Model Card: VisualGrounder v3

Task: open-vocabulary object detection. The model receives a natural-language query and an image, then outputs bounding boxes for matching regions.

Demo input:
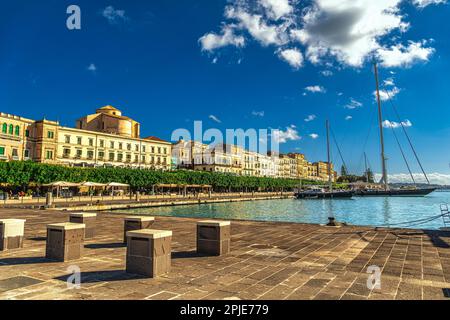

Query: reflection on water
[119,192,450,230]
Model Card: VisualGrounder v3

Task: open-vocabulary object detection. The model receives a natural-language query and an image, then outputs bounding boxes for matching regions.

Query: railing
[0,191,291,206]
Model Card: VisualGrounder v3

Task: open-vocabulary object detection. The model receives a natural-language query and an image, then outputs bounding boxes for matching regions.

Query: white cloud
[305,85,326,93]
[87,63,97,72]
[199,26,246,51]
[259,0,293,20]
[252,110,265,117]
[375,172,450,185]
[375,86,401,101]
[200,0,442,69]
[383,78,395,86]
[412,0,447,9]
[277,48,304,69]
[382,119,412,129]
[225,6,289,46]
[309,133,319,139]
[377,41,435,68]
[208,115,222,123]
[272,125,301,143]
[345,115,353,120]
[102,6,128,24]
[320,70,333,77]
[345,98,363,109]
[304,114,317,122]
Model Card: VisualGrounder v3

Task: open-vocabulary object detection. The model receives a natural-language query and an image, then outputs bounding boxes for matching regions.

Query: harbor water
[119,191,450,230]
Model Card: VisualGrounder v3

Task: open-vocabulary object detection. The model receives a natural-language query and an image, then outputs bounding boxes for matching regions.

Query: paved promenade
[0,208,449,300]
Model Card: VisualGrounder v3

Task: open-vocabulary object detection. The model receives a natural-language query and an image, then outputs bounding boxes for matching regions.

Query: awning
[107,182,130,187]
[81,182,108,187]
[43,181,81,187]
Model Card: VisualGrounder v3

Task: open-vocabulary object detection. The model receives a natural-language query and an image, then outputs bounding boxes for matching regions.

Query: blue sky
[1,0,450,183]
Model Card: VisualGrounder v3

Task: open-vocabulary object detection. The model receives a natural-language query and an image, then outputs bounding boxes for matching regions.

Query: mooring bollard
[123,216,155,243]
[69,212,97,239]
[46,223,85,261]
[0,219,26,251]
[126,229,172,277]
[197,220,231,256]
[46,192,53,207]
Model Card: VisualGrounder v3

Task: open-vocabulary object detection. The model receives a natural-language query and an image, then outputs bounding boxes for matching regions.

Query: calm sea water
[119,191,450,230]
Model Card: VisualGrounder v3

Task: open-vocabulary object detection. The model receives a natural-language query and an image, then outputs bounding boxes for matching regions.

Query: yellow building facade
[0,107,171,170]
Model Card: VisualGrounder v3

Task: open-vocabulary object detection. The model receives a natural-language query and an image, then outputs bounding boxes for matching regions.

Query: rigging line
[379,212,445,227]
[358,103,378,175]
[330,126,348,174]
[385,90,430,185]
[388,123,416,184]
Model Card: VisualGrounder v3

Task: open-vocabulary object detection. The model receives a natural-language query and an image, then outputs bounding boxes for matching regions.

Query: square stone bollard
[197,220,231,256]
[46,223,85,262]
[123,216,155,243]
[126,229,172,278]
[69,212,97,239]
[0,219,26,251]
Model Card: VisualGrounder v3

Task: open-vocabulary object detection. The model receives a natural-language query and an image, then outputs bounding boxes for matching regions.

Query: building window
[109,152,114,161]
[0,146,5,156]
[157,147,161,154]
[119,142,123,150]
[142,145,146,153]
[87,150,94,160]
[12,148,18,157]
[24,149,30,158]
[89,138,94,147]
[76,149,82,158]
[141,155,146,163]
[46,150,53,160]
[163,147,167,154]
[135,155,138,163]
[98,151,105,159]
[14,125,20,136]
[47,131,54,139]
[135,145,139,152]
[126,154,131,162]
[77,136,82,145]
[2,124,6,134]
[110,141,114,149]
[25,129,30,137]
[63,148,71,158]
[162,157,167,164]
[8,124,13,135]
[65,135,71,144]
[117,153,123,162]
[99,140,104,148]
[127,144,131,151]
[151,146,155,153]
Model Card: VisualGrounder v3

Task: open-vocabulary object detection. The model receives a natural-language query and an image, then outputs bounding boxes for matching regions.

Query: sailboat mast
[326,120,333,192]
[364,152,369,182]
[374,63,389,191]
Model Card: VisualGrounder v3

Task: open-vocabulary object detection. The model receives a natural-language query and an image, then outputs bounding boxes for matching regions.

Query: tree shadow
[171,250,208,259]
[55,270,145,283]
[0,256,52,266]
[84,243,126,249]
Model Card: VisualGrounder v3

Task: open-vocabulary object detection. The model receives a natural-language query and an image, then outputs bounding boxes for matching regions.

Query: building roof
[144,136,170,143]
[98,105,119,111]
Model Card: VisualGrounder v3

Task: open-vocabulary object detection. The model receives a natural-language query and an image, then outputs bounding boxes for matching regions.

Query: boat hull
[295,191,354,199]
[354,188,436,197]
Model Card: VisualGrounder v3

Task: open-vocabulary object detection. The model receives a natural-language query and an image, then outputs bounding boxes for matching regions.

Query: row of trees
[0,161,321,192]
[338,165,375,183]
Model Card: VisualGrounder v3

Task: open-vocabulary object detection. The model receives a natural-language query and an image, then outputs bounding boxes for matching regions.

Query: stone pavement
[0,208,449,300]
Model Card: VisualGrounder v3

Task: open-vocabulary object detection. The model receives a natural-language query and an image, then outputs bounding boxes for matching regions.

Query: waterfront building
[172,140,337,180]
[287,153,309,178]
[0,107,172,170]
